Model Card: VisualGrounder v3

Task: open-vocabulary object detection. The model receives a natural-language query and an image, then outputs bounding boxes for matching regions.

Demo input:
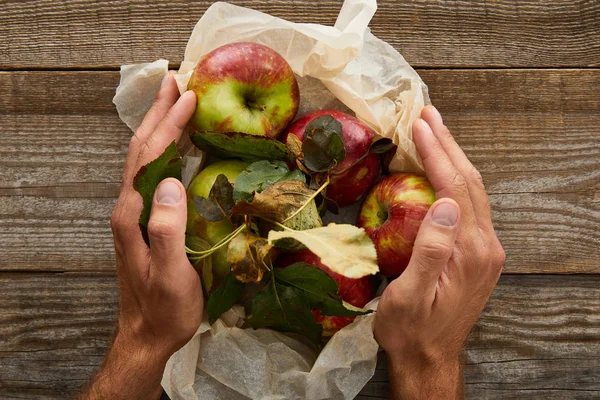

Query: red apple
[284,110,380,207]
[357,173,435,277]
[188,42,299,139]
[277,249,373,336]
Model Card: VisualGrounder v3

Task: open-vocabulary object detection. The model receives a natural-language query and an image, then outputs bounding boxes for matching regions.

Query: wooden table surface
[1,1,599,399]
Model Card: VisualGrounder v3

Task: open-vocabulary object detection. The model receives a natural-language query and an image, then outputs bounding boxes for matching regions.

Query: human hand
[81,72,201,399]
[374,106,506,399]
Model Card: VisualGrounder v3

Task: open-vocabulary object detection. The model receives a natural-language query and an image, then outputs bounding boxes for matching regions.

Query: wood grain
[1,0,599,70]
[1,69,598,273]
[0,274,598,399]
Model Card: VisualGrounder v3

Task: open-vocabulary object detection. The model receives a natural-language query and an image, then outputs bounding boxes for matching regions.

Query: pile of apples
[186,42,435,334]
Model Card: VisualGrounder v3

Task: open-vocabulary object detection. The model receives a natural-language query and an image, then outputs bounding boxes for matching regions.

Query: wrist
[82,328,172,400]
[386,349,463,400]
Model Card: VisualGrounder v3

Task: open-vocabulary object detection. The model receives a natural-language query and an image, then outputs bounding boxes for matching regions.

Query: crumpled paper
[112,0,429,398]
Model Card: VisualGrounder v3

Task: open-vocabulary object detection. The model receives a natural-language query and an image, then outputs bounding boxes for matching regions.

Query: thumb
[147,178,189,277]
[403,198,460,293]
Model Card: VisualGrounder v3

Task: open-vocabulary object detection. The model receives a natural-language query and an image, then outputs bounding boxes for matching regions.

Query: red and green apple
[276,249,373,336]
[357,173,435,277]
[188,42,299,139]
[284,109,380,207]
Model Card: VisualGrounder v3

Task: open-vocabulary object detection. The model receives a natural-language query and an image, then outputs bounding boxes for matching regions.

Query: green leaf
[191,131,293,162]
[279,168,307,184]
[133,141,182,246]
[303,115,343,140]
[247,280,322,344]
[302,115,346,172]
[274,263,370,317]
[232,160,293,203]
[194,174,234,222]
[206,272,245,325]
[268,223,379,279]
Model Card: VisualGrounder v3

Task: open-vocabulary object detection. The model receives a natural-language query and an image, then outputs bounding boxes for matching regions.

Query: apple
[276,249,373,336]
[357,173,435,277]
[284,109,380,207]
[187,160,249,292]
[187,42,299,139]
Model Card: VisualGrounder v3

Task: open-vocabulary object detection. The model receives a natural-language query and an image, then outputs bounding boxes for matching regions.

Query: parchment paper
[112,1,429,398]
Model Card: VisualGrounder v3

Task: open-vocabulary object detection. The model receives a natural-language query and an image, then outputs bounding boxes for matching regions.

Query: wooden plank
[0,273,598,399]
[1,0,599,70]
[1,70,598,273]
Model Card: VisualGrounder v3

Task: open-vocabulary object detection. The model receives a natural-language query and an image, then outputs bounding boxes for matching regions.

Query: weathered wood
[1,70,598,273]
[0,273,598,399]
[1,0,599,70]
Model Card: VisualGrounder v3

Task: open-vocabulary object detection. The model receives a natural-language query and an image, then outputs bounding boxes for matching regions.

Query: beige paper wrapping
[112,1,429,398]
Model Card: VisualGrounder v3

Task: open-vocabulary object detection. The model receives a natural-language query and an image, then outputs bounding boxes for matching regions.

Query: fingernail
[417,118,433,135]
[431,106,443,124]
[156,180,181,205]
[432,202,458,227]
[161,71,172,88]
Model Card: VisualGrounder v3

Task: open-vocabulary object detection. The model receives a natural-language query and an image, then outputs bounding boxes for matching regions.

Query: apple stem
[247,101,267,111]
[186,224,246,259]
[281,178,330,224]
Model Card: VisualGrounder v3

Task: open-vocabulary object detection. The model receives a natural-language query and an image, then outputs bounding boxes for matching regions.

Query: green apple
[187,160,249,292]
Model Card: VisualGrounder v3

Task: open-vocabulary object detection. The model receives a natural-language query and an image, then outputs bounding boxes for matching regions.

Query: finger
[122,71,180,186]
[136,90,197,168]
[412,119,478,229]
[147,178,192,282]
[401,199,460,300]
[421,106,493,232]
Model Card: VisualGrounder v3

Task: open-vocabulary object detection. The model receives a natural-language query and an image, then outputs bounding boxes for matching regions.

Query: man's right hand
[374,105,506,399]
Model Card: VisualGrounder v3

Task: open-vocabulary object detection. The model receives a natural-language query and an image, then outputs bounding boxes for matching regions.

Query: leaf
[279,168,307,184]
[282,196,322,232]
[193,174,234,222]
[232,180,317,223]
[247,281,322,344]
[232,160,297,203]
[303,131,345,172]
[227,231,273,283]
[369,137,396,154]
[268,223,379,279]
[274,263,371,317]
[191,131,293,162]
[303,115,343,139]
[206,272,245,325]
[133,141,182,246]
[285,134,303,158]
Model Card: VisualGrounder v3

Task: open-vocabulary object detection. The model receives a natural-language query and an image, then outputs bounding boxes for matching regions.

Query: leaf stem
[263,219,295,232]
[185,224,246,258]
[281,178,330,224]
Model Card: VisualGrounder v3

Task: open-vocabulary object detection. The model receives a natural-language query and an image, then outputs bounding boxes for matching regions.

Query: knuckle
[147,218,177,240]
[128,133,141,150]
[439,125,454,142]
[493,244,507,268]
[472,240,490,264]
[418,241,453,263]
[450,171,468,192]
[110,207,125,234]
[470,167,485,188]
